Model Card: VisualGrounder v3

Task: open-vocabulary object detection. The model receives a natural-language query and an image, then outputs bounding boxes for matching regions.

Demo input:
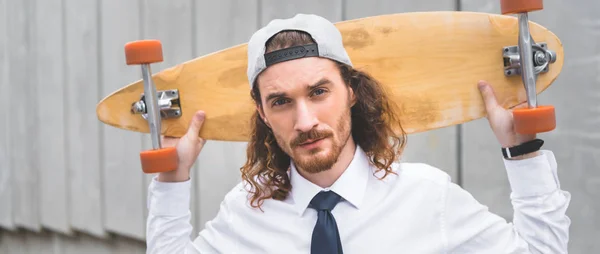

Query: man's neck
[297,138,357,188]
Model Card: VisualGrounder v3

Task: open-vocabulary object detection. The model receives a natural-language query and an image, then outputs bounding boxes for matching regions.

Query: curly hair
[240,30,407,209]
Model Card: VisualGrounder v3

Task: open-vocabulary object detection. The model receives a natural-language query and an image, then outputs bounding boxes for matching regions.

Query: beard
[274,108,352,174]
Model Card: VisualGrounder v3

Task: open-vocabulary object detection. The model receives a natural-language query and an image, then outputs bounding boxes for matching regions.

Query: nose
[294,100,318,133]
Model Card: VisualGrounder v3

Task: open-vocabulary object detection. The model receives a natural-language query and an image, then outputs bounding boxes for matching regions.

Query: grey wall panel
[0,0,14,230]
[261,0,343,23]
[0,230,31,253]
[344,0,459,181]
[193,0,259,230]
[140,0,195,81]
[7,0,41,232]
[35,0,71,235]
[60,232,145,254]
[5,231,53,254]
[100,0,146,240]
[64,0,106,238]
[0,230,145,254]
[460,0,600,252]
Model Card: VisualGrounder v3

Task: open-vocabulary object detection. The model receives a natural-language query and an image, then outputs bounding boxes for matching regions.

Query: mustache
[291,128,333,147]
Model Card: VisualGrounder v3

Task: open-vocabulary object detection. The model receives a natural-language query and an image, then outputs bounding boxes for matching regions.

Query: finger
[185,110,206,141]
[478,80,500,113]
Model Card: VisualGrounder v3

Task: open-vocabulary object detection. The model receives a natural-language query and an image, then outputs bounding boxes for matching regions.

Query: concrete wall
[0,0,597,253]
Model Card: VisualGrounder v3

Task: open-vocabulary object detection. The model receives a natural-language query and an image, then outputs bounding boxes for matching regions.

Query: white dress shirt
[146,145,571,253]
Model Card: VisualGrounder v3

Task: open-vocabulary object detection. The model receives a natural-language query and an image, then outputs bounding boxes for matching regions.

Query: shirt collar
[289,145,370,216]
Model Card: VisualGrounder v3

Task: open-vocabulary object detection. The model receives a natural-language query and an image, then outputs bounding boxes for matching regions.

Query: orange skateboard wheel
[513,105,555,134]
[140,147,178,173]
[124,40,164,65]
[501,0,543,14]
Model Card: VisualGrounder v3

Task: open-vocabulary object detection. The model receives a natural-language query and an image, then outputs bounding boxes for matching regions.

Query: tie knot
[309,191,342,211]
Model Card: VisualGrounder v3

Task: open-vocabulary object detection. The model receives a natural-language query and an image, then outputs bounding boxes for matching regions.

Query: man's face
[257,57,355,174]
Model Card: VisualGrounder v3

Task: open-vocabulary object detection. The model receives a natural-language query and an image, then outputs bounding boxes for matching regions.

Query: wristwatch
[501,139,544,159]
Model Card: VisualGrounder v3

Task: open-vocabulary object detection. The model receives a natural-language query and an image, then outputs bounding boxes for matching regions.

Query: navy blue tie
[309,191,343,254]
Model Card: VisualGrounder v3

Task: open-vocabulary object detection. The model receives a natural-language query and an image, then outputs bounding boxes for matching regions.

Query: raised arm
[145,110,208,253]
[444,150,571,253]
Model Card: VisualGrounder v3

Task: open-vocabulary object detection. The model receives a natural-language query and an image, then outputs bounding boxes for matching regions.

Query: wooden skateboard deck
[96,11,563,142]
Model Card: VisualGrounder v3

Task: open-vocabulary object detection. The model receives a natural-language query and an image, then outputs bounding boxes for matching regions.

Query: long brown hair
[240,30,407,209]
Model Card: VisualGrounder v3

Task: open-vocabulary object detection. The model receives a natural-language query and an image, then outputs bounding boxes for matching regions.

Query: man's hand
[478,80,539,160]
[157,110,208,182]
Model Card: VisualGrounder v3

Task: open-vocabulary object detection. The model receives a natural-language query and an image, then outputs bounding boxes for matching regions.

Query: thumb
[478,80,500,113]
[185,110,206,141]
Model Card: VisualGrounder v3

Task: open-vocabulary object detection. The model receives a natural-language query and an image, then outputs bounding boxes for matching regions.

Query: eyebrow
[265,78,332,103]
[308,78,331,90]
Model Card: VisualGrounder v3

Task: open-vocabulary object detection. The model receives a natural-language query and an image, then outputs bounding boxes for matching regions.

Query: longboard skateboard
[97,1,562,173]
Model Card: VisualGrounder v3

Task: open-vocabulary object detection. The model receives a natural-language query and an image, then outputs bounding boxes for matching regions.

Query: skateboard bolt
[534,51,547,66]
[131,100,146,114]
[547,50,557,63]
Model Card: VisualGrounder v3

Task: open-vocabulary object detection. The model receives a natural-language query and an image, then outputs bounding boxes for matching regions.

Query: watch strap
[501,139,544,159]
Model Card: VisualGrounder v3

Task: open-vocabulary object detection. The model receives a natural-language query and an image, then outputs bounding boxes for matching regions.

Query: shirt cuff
[147,176,191,216]
[503,150,560,198]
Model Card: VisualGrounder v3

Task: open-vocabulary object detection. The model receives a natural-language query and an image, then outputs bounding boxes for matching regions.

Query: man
[146,14,571,253]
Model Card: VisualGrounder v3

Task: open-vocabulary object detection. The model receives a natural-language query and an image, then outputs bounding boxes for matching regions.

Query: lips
[291,129,333,148]
[300,138,322,146]
[297,138,327,150]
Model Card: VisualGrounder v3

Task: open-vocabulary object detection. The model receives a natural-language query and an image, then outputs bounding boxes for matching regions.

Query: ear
[256,105,272,128]
[348,85,357,107]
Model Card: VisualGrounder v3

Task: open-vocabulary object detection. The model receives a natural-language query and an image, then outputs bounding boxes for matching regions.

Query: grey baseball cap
[246,13,353,88]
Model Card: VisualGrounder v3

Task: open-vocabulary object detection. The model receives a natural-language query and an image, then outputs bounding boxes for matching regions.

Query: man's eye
[313,88,326,96]
[273,99,288,107]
